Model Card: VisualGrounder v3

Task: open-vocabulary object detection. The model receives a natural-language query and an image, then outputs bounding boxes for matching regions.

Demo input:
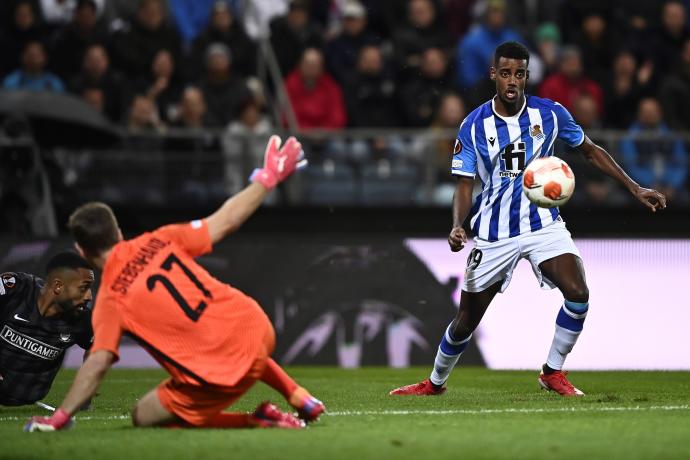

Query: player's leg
[390,238,521,395]
[131,385,180,427]
[536,253,589,396]
[429,281,502,388]
[389,283,501,395]
[261,358,325,422]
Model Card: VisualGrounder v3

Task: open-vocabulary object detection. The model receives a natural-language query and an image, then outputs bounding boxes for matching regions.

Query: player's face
[56,268,95,315]
[491,57,528,105]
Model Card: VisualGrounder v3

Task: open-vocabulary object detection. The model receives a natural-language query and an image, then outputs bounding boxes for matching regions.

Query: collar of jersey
[491,95,527,121]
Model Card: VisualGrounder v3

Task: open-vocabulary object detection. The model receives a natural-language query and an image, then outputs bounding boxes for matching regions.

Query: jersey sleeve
[154,220,213,258]
[91,295,124,361]
[451,118,478,178]
[75,310,94,350]
[553,102,585,148]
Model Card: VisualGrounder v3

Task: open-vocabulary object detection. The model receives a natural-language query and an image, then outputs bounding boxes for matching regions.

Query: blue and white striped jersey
[451,95,585,242]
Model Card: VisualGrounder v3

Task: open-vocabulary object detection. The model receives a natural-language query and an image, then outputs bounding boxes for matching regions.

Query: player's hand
[250,135,307,190]
[24,409,73,432]
[633,186,667,212]
[448,227,467,252]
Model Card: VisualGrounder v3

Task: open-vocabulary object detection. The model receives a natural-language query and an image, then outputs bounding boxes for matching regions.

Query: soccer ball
[522,156,575,208]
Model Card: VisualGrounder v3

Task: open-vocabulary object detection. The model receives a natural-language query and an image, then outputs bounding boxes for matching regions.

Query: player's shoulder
[0,272,37,295]
[459,100,492,134]
[527,95,569,114]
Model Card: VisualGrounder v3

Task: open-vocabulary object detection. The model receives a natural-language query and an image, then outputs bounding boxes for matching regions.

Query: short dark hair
[494,41,530,66]
[45,252,93,277]
[68,202,120,256]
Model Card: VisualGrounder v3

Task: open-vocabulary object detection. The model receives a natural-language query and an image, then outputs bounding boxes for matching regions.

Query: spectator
[0,1,46,78]
[136,49,183,124]
[393,0,452,77]
[170,86,212,128]
[619,97,688,201]
[660,37,690,130]
[538,46,604,117]
[80,85,105,113]
[429,92,466,179]
[534,22,561,78]
[69,44,129,123]
[343,45,400,127]
[284,48,347,129]
[223,98,275,195]
[444,0,478,40]
[650,1,689,78]
[456,0,523,89]
[325,1,380,84]
[243,0,289,40]
[571,93,601,130]
[400,47,453,127]
[574,12,620,87]
[50,0,109,80]
[127,94,164,132]
[110,0,183,79]
[603,50,651,129]
[190,1,257,79]
[269,0,323,76]
[39,0,105,27]
[199,43,252,127]
[3,41,64,92]
[167,0,217,45]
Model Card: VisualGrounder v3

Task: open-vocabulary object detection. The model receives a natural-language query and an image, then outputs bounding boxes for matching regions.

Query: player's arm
[449,176,475,252]
[577,136,667,212]
[24,350,114,432]
[205,135,305,245]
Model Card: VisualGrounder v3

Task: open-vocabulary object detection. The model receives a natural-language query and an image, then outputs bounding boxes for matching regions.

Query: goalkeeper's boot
[250,402,306,429]
[389,379,446,396]
[538,369,585,396]
[289,387,326,423]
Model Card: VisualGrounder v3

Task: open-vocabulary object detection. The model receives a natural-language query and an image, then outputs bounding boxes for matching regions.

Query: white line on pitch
[326,405,690,416]
[1,405,689,423]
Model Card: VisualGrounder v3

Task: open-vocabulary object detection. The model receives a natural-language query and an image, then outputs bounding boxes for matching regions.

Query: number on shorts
[466,248,483,270]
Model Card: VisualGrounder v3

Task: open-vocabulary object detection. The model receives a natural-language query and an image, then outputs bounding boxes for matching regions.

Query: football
[522,156,575,208]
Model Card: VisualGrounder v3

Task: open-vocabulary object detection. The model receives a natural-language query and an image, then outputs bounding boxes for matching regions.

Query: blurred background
[0,0,688,369]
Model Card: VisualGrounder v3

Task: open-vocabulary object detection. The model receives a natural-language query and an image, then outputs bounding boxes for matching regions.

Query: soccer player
[25,136,324,431]
[1,252,94,406]
[390,42,667,397]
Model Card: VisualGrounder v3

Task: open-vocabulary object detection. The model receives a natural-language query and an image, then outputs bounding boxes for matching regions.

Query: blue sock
[546,300,588,371]
[429,324,472,387]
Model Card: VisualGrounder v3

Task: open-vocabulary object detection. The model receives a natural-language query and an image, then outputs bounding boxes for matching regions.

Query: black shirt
[0,272,92,406]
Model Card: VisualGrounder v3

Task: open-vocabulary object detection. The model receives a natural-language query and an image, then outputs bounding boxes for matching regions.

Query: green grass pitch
[1,367,689,460]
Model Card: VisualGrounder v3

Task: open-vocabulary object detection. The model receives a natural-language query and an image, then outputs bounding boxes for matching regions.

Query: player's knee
[564,285,589,304]
[131,403,147,427]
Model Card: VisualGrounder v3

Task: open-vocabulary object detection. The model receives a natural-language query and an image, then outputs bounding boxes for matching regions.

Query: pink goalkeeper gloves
[250,135,307,190]
[24,408,73,432]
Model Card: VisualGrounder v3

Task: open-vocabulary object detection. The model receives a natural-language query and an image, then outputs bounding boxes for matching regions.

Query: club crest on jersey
[530,125,544,140]
[453,139,462,154]
[59,333,71,343]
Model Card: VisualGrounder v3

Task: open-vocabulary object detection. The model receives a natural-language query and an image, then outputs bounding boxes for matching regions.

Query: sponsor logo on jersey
[452,159,463,169]
[13,313,30,323]
[499,171,522,178]
[453,139,462,154]
[0,325,62,360]
[530,124,544,140]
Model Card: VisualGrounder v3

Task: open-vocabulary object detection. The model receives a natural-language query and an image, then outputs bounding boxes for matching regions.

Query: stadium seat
[360,161,420,206]
[303,160,358,205]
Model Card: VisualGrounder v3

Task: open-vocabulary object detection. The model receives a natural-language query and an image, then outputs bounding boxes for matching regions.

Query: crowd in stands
[1,0,689,202]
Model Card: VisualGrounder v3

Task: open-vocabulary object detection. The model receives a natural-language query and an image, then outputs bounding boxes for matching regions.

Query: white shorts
[461,219,581,293]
